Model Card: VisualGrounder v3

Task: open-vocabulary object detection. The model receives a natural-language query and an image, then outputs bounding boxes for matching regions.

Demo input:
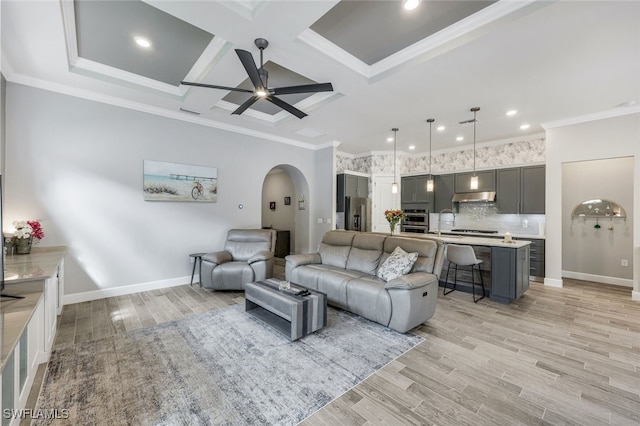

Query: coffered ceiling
[2,1,639,154]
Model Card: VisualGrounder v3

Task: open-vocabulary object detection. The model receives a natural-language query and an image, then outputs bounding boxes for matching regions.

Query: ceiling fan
[181,38,334,119]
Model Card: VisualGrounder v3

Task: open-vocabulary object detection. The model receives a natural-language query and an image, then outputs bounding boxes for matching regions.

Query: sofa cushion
[376,246,418,282]
[346,234,386,275]
[224,229,275,261]
[383,237,439,273]
[321,230,357,246]
[346,276,392,326]
[319,243,351,268]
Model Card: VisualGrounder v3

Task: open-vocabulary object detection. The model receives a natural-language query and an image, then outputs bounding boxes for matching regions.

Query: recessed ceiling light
[520,124,530,130]
[134,36,151,48]
[456,136,464,141]
[506,110,518,116]
[387,137,394,142]
[409,145,415,150]
[402,0,421,11]
[437,125,446,132]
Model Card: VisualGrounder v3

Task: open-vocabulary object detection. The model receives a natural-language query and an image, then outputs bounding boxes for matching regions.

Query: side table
[189,252,206,287]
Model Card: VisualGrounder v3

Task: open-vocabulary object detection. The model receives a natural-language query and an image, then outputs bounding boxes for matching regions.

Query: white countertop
[2,247,66,370]
[4,246,66,283]
[430,231,545,240]
[398,232,531,248]
[435,235,531,248]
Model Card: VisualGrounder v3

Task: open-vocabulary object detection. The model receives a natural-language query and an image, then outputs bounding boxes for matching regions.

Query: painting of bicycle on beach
[143,160,217,202]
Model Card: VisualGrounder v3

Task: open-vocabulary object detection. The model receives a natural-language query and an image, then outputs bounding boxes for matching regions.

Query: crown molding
[542,106,640,129]
[298,0,547,84]
[61,0,229,97]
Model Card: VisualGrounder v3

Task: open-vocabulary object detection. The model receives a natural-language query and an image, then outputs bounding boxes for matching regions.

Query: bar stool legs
[443,244,486,303]
[472,264,485,303]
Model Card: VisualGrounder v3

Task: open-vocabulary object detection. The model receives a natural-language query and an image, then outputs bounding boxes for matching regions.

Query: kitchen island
[398,233,531,304]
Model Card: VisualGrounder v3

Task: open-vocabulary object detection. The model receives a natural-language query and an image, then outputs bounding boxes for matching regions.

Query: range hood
[452,191,496,202]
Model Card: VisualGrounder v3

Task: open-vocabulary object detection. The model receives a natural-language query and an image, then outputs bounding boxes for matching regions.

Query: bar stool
[443,244,485,303]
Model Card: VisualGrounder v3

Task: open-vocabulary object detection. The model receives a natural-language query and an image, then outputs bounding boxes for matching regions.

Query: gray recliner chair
[200,229,277,290]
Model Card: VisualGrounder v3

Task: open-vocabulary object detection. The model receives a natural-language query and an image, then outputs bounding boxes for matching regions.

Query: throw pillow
[376,246,419,282]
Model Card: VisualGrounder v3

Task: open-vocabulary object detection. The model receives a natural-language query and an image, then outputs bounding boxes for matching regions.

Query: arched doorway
[261,165,311,256]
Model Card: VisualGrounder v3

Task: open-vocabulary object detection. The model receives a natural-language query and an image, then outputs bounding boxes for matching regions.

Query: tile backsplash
[429,203,545,237]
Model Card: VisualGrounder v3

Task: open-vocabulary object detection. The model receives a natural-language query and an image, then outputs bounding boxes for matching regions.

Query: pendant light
[469,107,480,190]
[426,118,435,192]
[391,128,399,194]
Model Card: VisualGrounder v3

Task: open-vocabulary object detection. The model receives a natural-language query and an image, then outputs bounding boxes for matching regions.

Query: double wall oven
[401,208,429,233]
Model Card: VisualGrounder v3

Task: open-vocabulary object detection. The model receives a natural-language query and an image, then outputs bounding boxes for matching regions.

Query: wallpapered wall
[337,138,545,174]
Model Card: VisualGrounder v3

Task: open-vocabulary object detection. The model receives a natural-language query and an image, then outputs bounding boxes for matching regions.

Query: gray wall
[562,157,634,283]
[4,84,332,299]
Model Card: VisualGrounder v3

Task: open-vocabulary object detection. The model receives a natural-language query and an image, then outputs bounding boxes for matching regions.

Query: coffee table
[245,279,327,341]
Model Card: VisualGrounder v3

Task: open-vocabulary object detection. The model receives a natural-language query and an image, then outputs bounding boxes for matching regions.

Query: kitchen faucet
[437,209,456,238]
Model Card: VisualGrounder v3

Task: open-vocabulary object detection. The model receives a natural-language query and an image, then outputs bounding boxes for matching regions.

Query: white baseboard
[632,291,640,301]
[63,275,195,305]
[562,271,633,288]
[543,277,563,288]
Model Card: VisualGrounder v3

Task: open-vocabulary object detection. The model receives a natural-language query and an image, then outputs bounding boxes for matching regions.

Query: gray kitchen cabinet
[337,173,368,212]
[490,245,530,304]
[497,166,545,214]
[434,174,455,212]
[454,170,496,193]
[521,166,545,214]
[496,168,521,213]
[527,238,545,280]
[401,175,433,204]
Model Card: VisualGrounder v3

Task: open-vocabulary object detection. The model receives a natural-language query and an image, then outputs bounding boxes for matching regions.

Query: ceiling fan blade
[267,96,307,119]
[180,81,253,93]
[235,49,264,90]
[232,96,259,115]
[271,83,334,96]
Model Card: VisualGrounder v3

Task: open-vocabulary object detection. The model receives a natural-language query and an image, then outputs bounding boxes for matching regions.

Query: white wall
[4,84,332,301]
[545,111,640,299]
[562,157,634,284]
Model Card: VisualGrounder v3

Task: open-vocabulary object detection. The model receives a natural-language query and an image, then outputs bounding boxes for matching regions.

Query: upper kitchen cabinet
[401,175,434,204]
[496,168,521,213]
[520,165,545,214]
[337,173,369,212]
[454,170,496,193]
[434,174,455,212]
[496,166,545,214]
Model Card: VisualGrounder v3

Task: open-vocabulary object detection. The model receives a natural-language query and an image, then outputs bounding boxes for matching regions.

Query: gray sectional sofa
[285,231,445,333]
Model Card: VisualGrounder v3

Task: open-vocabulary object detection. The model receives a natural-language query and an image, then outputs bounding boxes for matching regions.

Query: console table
[1,247,65,426]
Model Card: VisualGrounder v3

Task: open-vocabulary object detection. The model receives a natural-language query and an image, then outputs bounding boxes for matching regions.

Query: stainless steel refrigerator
[344,197,371,232]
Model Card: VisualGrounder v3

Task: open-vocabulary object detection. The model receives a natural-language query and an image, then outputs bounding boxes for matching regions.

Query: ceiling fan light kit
[181,38,333,118]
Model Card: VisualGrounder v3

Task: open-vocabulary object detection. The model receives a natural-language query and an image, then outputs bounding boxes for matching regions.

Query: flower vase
[389,223,398,235]
[16,237,33,255]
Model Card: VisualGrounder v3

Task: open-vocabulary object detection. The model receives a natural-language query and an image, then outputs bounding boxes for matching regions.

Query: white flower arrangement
[13,221,34,239]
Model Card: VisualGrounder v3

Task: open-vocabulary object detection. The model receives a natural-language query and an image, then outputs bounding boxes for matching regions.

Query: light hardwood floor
[30,275,640,426]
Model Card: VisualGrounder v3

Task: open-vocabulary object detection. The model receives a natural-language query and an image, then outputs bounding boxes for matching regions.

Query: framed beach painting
[143,160,217,202]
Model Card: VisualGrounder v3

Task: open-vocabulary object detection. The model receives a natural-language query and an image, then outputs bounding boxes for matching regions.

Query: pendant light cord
[427,118,434,177]
[392,128,398,181]
[471,107,480,175]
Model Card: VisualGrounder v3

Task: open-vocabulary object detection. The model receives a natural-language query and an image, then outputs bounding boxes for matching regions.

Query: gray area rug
[35,304,423,425]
